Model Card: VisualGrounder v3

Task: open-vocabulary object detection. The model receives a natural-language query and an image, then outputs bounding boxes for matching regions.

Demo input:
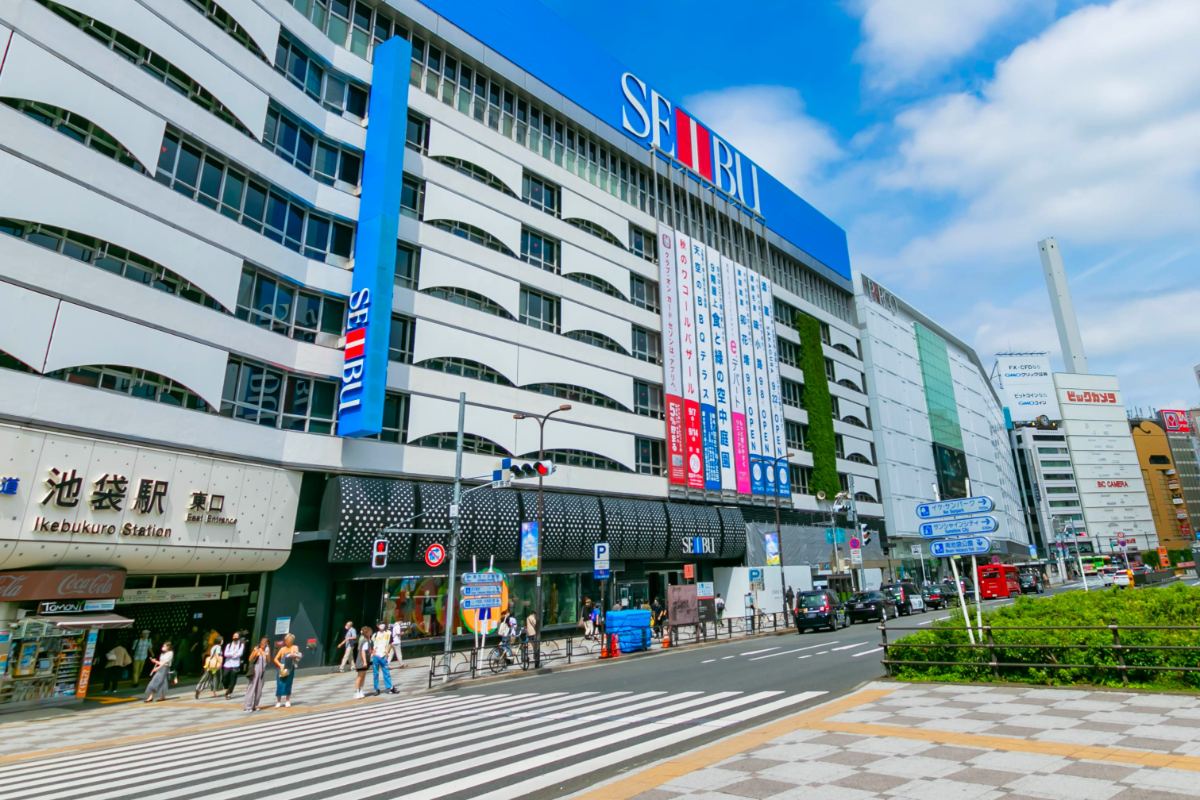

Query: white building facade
[857,276,1029,571]
[0,0,882,680]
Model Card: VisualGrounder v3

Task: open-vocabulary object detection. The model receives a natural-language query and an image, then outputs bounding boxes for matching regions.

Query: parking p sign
[594,542,610,580]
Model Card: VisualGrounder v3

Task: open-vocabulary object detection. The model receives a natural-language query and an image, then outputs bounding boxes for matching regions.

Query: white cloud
[853,0,1050,90]
[684,86,843,196]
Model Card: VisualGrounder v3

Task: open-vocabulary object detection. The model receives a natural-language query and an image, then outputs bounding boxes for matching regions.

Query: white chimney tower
[1038,237,1089,374]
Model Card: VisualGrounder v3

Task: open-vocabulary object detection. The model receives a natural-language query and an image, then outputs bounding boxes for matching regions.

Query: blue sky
[531,0,1200,412]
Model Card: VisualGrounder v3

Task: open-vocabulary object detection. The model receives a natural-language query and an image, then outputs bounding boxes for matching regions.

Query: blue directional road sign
[915,496,995,520]
[919,515,999,538]
[461,597,503,610]
[461,585,504,597]
[824,527,847,544]
[930,536,992,558]
[594,542,610,580]
[462,572,503,585]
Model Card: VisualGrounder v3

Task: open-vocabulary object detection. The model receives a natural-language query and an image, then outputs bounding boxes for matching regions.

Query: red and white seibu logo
[1065,390,1118,404]
[620,72,762,214]
[338,288,371,412]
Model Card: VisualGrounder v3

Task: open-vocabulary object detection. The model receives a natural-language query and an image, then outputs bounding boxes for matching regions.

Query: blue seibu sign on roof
[418,1,851,281]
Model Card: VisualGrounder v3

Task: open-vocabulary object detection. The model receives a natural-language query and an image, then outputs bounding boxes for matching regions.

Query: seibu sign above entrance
[0,569,125,601]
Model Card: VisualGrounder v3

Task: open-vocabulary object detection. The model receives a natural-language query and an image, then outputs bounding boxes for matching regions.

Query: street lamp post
[770,452,794,617]
[514,403,572,669]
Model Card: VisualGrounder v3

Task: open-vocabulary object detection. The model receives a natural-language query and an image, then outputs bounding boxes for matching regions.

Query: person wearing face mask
[221,632,246,699]
[144,642,173,703]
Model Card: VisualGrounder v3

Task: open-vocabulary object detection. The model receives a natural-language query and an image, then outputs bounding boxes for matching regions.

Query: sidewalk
[579,682,1200,800]
[0,659,425,760]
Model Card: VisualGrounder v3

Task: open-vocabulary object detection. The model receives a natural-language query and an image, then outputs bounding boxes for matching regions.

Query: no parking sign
[424,543,446,568]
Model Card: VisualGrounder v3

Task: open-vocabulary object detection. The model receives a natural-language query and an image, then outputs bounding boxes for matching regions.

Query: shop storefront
[0,568,131,709]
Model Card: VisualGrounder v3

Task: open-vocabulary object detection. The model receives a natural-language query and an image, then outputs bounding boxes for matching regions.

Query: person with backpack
[715,594,726,620]
[221,632,246,699]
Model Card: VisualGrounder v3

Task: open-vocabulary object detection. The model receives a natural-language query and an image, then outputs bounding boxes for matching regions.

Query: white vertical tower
[1038,237,1089,374]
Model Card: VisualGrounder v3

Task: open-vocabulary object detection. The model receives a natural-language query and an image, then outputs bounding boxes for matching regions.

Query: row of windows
[427,219,511,255]
[236,266,344,342]
[526,383,624,412]
[433,156,514,197]
[263,104,362,187]
[288,0,387,61]
[156,130,354,261]
[274,33,369,120]
[52,364,210,411]
[419,357,511,386]
[185,0,269,61]
[423,286,513,320]
[42,1,250,136]
[2,98,142,172]
[0,218,223,310]
[565,272,622,300]
[634,380,664,419]
[1043,473,1075,482]
[564,330,625,354]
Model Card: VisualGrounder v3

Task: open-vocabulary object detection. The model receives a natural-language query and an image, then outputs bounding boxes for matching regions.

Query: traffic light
[509,459,555,479]
[859,523,871,548]
[371,538,388,569]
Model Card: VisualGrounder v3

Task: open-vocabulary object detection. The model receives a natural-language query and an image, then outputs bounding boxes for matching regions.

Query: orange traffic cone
[599,635,610,659]
[610,633,620,658]
[662,633,670,649]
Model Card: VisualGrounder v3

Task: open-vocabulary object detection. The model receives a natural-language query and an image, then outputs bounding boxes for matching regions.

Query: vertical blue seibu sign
[337,37,412,437]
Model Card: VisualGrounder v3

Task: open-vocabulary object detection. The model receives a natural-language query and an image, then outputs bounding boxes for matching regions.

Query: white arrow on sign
[930,536,992,557]
[461,572,503,584]
[461,597,503,610]
[915,496,995,520]
[919,515,999,538]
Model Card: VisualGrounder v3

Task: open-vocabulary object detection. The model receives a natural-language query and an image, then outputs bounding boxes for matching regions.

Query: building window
[263,104,362,186]
[522,172,560,216]
[520,228,560,273]
[427,220,513,255]
[835,434,845,459]
[782,378,803,408]
[1043,473,1075,481]
[423,287,515,320]
[2,98,143,172]
[785,420,807,450]
[395,243,420,289]
[525,383,624,411]
[236,266,346,342]
[221,358,337,433]
[629,226,656,262]
[1040,460,1072,468]
[49,365,210,411]
[406,112,429,154]
[774,298,798,331]
[777,338,802,369]
[1038,447,1069,455]
[185,0,268,60]
[43,1,252,135]
[631,325,661,364]
[389,314,414,363]
[520,288,559,333]
[433,156,515,196]
[1046,486,1078,494]
[1048,500,1081,508]
[629,274,660,313]
[156,130,354,260]
[789,464,812,494]
[289,0,390,59]
[564,330,627,354]
[418,357,512,385]
[537,449,631,472]
[0,218,224,311]
[565,272,624,299]
[634,381,664,419]
[824,358,836,382]
[414,432,509,456]
[366,392,409,443]
[401,175,425,219]
[564,218,625,249]
[274,32,369,119]
[636,437,665,475]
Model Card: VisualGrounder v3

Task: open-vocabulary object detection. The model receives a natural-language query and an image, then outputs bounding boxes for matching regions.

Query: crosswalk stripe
[35,691,605,800]
[750,642,835,660]
[427,692,826,800]
[852,647,884,658]
[831,642,870,652]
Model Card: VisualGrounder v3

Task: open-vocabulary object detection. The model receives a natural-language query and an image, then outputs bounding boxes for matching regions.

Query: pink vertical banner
[731,413,751,493]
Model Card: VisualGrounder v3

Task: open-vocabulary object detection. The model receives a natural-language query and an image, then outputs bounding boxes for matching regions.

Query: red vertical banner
[658,224,686,485]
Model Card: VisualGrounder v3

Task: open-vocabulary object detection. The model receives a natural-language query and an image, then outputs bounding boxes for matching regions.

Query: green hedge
[888,583,1200,690]
[794,312,840,497]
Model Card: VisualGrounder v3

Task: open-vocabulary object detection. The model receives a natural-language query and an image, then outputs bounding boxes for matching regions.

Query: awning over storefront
[34,614,134,629]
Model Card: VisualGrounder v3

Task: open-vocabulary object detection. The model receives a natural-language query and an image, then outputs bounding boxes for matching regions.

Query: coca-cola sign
[0,569,125,601]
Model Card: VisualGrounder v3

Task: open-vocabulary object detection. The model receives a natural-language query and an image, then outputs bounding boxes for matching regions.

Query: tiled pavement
[584,682,1200,800]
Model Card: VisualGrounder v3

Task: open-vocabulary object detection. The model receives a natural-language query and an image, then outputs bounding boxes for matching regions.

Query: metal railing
[427,648,477,688]
[880,621,1200,685]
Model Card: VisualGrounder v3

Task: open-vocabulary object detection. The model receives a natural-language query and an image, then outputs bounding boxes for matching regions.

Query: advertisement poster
[734,262,764,494]
[520,521,539,572]
[656,224,686,485]
[707,246,736,492]
[721,256,752,494]
[691,241,721,491]
[75,629,99,698]
[675,232,705,489]
[764,532,781,566]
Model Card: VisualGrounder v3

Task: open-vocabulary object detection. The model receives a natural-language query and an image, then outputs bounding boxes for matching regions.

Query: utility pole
[847,476,860,593]
[514,404,572,669]
[771,451,794,615]
[442,392,466,673]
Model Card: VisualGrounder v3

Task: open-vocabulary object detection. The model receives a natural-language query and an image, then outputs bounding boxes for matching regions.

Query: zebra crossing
[0,689,826,800]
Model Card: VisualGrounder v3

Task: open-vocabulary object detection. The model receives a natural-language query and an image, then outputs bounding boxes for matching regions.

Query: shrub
[887,583,1200,690]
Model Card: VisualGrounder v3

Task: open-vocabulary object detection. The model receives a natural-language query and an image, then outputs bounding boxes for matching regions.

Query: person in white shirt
[370,623,397,695]
[221,632,246,699]
[389,620,404,667]
[144,642,173,702]
[131,630,153,686]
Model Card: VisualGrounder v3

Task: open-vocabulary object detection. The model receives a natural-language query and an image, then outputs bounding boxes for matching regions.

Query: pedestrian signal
[371,538,388,569]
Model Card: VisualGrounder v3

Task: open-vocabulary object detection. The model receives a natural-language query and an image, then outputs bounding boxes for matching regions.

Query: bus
[976,563,1021,599]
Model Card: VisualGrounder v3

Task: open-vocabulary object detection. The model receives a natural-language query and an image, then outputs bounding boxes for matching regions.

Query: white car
[1098,569,1115,587]
[1113,572,1132,588]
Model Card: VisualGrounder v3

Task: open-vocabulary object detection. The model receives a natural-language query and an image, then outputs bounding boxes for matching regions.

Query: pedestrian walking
[715,594,725,620]
[131,630,153,686]
[352,625,373,698]
[242,638,270,712]
[143,642,173,703]
[102,642,131,693]
[221,632,246,699]
[337,621,357,672]
[370,622,398,695]
[580,598,595,640]
[273,633,301,708]
[650,598,663,637]
[201,635,224,697]
[785,586,795,611]
[390,619,404,667]
[744,591,756,632]
[525,609,538,644]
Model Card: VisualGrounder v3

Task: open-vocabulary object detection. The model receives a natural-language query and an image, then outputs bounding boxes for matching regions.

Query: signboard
[910,544,923,558]
[824,527,846,544]
[721,255,752,494]
[683,563,695,580]
[667,584,699,626]
[930,537,992,557]
[696,581,715,599]
[1028,544,1038,559]
[519,521,539,572]
[748,567,764,590]
[759,274,788,497]
[461,597,503,610]
[335,37,410,437]
[0,569,125,602]
[915,496,995,520]
[1158,546,1170,568]
[119,586,221,605]
[37,599,112,614]
[764,532,781,566]
[675,231,705,490]
[850,546,863,565]
[423,543,446,568]
[994,353,1061,422]
[593,541,610,581]
[681,536,716,556]
[75,629,99,699]
[462,572,504,585]
[274,617,291,635]
[657,225,685,487]
[692,241,721,491]
[460,585,503,597]
[1162,409,1191,434]
[919,515,999,538]
[735,262,764,495]
[706,245,737,492]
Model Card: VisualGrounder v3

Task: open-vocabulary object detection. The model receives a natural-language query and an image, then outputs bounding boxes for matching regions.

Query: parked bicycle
[487,633,529,674]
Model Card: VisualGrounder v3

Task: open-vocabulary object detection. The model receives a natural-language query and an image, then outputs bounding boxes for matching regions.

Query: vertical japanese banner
[735,262,765,495]
[692,241,721,491]
[747,268,775,496]
[708,247,736,492]
[656,224,685,486]
[722,256,751,494]
[676,231,705,490]
[759,275,790,498]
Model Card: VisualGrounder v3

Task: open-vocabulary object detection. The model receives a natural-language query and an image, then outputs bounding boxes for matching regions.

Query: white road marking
[918,619,935,626]
[852,647,884,658]
[814,651,828,656]
[748,642,836,661]
[831,643,870,652]
[739,646,781,657]
[701,659,715,664]
[721,655,737,660]
[797,655,811,659]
